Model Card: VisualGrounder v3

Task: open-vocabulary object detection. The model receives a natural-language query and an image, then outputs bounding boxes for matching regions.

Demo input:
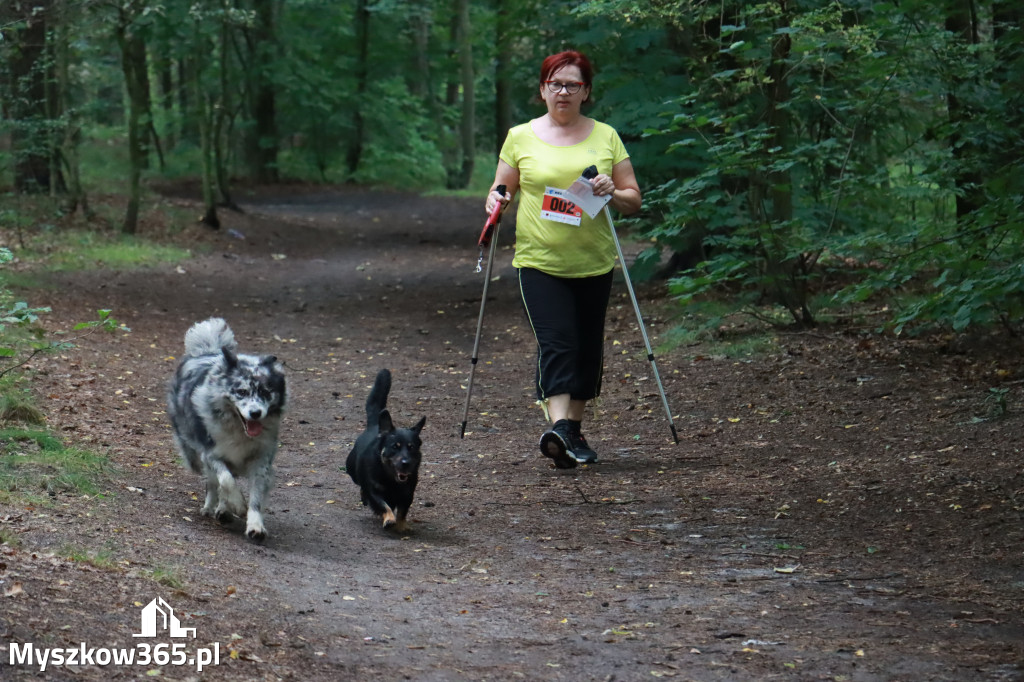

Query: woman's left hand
[589,173,615,197]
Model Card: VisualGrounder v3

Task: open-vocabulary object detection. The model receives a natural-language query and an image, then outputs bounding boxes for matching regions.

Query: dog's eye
[234,387,250,398]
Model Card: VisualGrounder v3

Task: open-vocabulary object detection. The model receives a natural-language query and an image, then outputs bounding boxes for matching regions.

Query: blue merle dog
[167,318,286,541]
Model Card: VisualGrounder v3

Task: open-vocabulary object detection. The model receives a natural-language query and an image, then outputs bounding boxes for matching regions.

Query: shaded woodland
[1,0,1023,332]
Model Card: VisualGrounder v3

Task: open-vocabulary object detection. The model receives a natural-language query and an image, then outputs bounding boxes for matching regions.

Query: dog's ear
[377,409,394,433]
[222,346,239,369]
[261,355,278,367]
[412,416,426,434]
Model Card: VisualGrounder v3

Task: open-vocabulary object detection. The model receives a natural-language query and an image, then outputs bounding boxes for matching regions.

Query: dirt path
[2,187,1023,681]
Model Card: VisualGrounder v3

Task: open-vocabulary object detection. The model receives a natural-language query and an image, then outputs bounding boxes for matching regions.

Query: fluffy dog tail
[183,318,237,358]
[366,369,392,427]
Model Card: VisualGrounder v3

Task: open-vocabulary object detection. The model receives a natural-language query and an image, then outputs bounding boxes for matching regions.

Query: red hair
[539,50,594,91]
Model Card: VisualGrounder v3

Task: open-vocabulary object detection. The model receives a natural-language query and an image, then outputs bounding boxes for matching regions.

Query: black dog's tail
[366,369,392,427]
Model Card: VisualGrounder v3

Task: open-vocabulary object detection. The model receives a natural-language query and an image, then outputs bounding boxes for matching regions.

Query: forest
[1,0,1023,333]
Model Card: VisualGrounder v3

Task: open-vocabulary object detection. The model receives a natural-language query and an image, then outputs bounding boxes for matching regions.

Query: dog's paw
[200,504,215,518]
[223,490,246,517]
[246,511,267,542]
[245,524,267,542]
[381,503,397,528]
[213,505,235,524]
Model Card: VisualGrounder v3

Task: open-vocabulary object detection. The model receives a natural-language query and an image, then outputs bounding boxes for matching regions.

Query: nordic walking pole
[460,185,506,439]
[582,166,679,444]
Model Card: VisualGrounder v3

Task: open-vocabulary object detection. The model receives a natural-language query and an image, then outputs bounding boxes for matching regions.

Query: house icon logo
[133,597,196,638]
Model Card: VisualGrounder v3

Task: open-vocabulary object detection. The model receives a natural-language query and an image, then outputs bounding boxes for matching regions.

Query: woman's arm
[598,158,641,216]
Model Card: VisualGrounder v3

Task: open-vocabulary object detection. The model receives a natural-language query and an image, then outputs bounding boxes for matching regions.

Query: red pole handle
[478,184,507,248]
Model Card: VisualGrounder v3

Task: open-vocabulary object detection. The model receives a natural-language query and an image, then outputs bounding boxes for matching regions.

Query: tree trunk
[115,9,148,234]
[347,0,370,177]
[177,59,199,144]
[6,0,59,193]
[158,58,175,149]
[198,90,220,229]
[766,3,792,226]
[248,0,279,183]
[494,0,512,156]
[455,0,475,188]
[184,26,218,228]
[763,1,810,326]
[125,20,153,172]
[945,0,983,219]
[55,0,89,216]
[214,12,235,209]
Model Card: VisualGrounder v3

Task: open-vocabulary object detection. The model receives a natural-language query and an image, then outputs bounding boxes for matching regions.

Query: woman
[486,50,642,469]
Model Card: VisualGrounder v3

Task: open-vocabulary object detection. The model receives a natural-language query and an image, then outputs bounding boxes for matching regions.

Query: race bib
[540,187,582,226]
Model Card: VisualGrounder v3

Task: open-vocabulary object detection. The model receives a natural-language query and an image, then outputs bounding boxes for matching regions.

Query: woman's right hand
[486,188,510,215]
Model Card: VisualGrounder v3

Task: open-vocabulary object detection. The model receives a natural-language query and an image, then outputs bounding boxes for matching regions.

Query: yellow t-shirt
[499,119,630,278]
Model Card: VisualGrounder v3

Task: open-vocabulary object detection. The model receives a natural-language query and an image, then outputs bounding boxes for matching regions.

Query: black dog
[346,369,425,531]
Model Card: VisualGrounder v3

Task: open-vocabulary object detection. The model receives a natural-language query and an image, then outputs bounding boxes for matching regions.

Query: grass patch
[0,190,197,277]
[695,329,780,359]
[62,544,118,571]
[0,427,111,504]
[0,270,43,291]
[0,377,45,425]
[0,527,21,548]
[33,231,192,272]
[662,300,781,359]
[147,563,186,590]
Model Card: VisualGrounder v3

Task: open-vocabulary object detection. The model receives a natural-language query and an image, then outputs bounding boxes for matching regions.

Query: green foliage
[827,5,1024,335]
[0,233,125,379]
[583,0,1024,336]
[0,247,51,362]
[981,387,1010,421]
[350,78,447,190]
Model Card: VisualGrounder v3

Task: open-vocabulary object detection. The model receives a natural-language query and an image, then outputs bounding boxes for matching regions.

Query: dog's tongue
[244,420,264,437]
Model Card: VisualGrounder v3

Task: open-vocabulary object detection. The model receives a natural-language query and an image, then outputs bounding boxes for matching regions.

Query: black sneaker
[539,419,578,469]
[568,426,598,464]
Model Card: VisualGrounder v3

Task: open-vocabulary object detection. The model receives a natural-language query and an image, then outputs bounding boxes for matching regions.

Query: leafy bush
[586,1,1024,336]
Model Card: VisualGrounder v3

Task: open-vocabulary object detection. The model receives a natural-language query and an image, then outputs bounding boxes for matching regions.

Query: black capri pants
[518,267,614,402]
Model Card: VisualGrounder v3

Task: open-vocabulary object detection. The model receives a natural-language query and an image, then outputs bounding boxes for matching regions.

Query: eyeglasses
[544,80,584,94]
